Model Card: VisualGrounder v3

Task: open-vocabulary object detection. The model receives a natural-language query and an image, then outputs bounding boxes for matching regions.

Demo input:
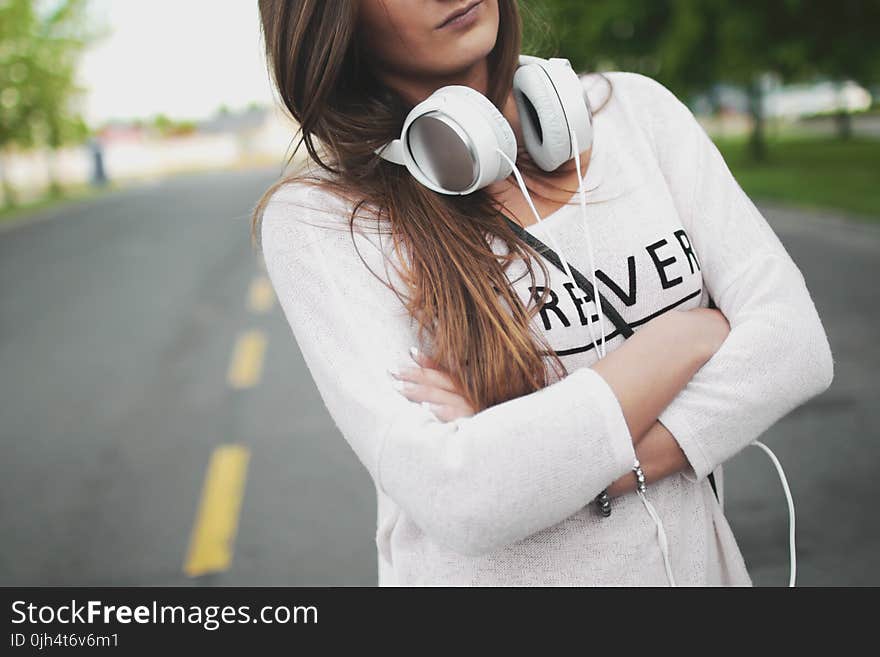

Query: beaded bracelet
[633,458,647,494]
[594,489,612,517]
[595,458,648,517]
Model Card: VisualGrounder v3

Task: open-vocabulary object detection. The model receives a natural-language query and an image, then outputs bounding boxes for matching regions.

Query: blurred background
[0,0,877,586]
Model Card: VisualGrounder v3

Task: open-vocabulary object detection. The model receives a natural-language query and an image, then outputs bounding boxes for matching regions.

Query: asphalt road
[0,167,876,586]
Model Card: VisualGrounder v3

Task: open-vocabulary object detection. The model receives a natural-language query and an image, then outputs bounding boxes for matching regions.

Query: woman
[252,0,834,586]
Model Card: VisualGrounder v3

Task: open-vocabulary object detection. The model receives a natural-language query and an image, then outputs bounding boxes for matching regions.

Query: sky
[76,1,277,125]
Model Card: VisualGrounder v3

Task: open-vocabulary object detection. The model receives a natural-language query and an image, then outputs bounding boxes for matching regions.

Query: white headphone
[374,55,593,195]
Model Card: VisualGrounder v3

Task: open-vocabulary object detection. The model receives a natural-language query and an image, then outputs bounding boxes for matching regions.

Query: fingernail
[409,346,419,361]
[387,367,400,379]
[391,379,406,392]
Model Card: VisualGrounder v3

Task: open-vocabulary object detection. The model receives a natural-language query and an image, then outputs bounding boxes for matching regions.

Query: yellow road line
[248,276,275,313]
[227,330,266,389]
[184,444,251,577]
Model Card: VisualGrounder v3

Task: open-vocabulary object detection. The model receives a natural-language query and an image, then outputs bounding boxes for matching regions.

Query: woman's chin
[434,30,499,74]
[431,10,498,63]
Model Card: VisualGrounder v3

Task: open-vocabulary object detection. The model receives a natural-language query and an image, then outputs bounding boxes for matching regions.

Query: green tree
[530,0,880,160]
[33,0,95,196]
[0,0,99,206]
[0,0,39,206]
[705,0,811,160]
[797,0,880,138]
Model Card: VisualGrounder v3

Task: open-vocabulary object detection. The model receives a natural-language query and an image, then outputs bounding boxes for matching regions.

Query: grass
[713,135,880,221]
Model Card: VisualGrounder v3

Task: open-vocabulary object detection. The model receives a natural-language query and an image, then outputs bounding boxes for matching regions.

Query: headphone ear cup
[446,85,517,169]
[393,85,517,194]
[513,64,571,171]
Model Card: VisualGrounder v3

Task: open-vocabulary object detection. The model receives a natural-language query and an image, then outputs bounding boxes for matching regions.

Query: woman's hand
[388,347,476,422]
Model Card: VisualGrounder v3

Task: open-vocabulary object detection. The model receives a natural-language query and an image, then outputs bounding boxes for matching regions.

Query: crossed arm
[395,365,692,499]
[390,306,730,498]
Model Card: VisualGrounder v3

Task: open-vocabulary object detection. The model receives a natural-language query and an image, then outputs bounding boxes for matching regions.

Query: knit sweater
[259,71,835,586]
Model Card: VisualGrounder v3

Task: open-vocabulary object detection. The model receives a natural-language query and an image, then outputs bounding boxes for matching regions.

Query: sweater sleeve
[625,72,835,482]
[260,182,638,557]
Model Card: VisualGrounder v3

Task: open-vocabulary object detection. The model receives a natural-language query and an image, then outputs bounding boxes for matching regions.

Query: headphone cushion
[513,64,571,171]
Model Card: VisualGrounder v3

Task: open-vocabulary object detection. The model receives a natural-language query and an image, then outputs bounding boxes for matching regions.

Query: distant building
[198,106,269,134]
[694,77,872,119]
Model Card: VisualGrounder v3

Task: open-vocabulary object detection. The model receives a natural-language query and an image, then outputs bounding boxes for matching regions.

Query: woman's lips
[436,0,484,30]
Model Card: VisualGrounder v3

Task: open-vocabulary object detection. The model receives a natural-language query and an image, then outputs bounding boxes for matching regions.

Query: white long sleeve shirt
[259,71,835,586]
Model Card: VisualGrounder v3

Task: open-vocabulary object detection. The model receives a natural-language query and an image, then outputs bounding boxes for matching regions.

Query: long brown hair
[252,0,613,412]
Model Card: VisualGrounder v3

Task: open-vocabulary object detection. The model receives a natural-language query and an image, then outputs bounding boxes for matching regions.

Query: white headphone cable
[499,142,680,588]
[639,440,797,587]
[570,127,681,583]
[637,488,677,586]
[750,439,797,587]
[570,126,608,358]
[495,148,606,359]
